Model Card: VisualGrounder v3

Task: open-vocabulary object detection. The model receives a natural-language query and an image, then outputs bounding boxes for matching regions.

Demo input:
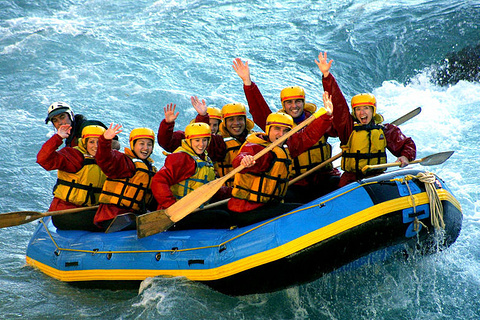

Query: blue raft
[26,169,463,295]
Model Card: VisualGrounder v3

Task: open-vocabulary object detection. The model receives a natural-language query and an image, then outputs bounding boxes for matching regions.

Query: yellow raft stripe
[26,190,461,282]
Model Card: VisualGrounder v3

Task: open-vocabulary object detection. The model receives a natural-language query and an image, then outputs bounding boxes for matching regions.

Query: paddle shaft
[0,205,99,229]
[166,107,326,222]
[362,151,454,173]
[136,108,328,238]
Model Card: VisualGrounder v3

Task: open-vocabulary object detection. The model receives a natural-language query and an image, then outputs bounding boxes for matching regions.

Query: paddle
[0,205,99,229]
[361,151,454,174]
[288,106,422,185]
[136,107,329,238]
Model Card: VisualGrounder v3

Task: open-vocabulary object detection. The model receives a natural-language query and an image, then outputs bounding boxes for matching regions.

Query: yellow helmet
[81,125,105,146]
[207,106,222,122]
[280,86,305,106]
[185,122,211,141]
[351,93,377,115]
[221,102,247,119]
[129,127,155,150]
[265,112,294,135]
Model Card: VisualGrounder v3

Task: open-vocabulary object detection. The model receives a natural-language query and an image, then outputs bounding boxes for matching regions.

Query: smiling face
[268,125,291,142]
[189,137,209,155]
[85,137,99,156]
[133,138,153,160]
[283,99,304,119]
[225,116,246,137]
[209,119,220,135]
[354,105,374,124]
[51,112,72,130]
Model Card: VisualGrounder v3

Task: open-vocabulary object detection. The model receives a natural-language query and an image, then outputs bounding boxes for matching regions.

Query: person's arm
[384,123,417,165]
[96,124,136,178]
[233,58,271,130]
[318,53,353,145]
[157,103,184,152]
[37,125,84,172]
[151,152,197,209]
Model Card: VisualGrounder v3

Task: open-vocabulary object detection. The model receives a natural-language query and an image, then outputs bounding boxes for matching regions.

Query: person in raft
[45,101,120,150]
[232,58,340,203]
[151,122,231,229]
[36,124,107,231]
[215,102,256,187]
[94,124,157,230]
[227,93,333,227]
[316,51,416,187]
[157,96,226,163]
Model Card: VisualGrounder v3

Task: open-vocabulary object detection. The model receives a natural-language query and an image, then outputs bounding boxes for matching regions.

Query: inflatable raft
[25,169,462,295]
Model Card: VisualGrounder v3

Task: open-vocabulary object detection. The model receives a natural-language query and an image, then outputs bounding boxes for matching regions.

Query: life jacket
[170,141,216,204]
[291,135,333,178]
[232,133,292,203]
[214,136,243,187]
[341,122,387,177]
[283,106,333,178]
[98,148,157,213]
[53,146,106,206]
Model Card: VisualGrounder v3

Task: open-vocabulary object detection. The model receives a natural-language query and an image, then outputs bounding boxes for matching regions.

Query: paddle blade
[136,209,173,238]
[391,107,421,126]
[105,213,136,233]
[0,211,43,228]
[420,150,454,166]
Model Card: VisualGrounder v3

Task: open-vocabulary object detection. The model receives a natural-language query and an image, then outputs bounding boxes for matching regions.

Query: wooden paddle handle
[362,158,422,173]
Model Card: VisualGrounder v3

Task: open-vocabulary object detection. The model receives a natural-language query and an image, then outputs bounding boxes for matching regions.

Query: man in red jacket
[316,52,416,187]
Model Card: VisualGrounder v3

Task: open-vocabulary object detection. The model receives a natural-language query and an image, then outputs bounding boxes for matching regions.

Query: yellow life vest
[170,141,216,203]
[214,136,242,187]
[341,123,387,175]
[291,135,333,178]
[53,146,107,206]
[232,133,291,203]
[98,148,157,213]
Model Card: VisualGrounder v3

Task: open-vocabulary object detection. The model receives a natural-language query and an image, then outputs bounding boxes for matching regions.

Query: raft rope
[39,174,448,256]
[394,172,445,231]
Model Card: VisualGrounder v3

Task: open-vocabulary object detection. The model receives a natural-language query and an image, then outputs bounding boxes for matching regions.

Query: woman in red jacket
[94,124,157,230]
[37,124,106,230]
[316,51,416,187]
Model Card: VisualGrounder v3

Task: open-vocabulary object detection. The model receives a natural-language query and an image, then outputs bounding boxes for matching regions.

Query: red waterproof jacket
[37,134,86,211]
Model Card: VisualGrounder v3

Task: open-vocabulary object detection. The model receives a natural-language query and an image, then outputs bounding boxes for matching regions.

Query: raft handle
[188,259,204,266]
[407,210,426,219]
[155,252,161,261]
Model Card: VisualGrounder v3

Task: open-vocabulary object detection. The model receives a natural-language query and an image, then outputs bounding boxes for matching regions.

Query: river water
[1,0,479,319]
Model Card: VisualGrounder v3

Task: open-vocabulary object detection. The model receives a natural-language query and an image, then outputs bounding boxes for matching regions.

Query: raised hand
[232,58,252,86]
[190,96,207,116]
[322,91,333,116]
[315,52,333,78]
[105,123,123,140]
[57,124,72,139]
[164,103,179,123]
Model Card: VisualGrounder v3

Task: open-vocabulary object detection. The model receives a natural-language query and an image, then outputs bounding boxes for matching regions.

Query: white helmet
[45,102,74,124]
